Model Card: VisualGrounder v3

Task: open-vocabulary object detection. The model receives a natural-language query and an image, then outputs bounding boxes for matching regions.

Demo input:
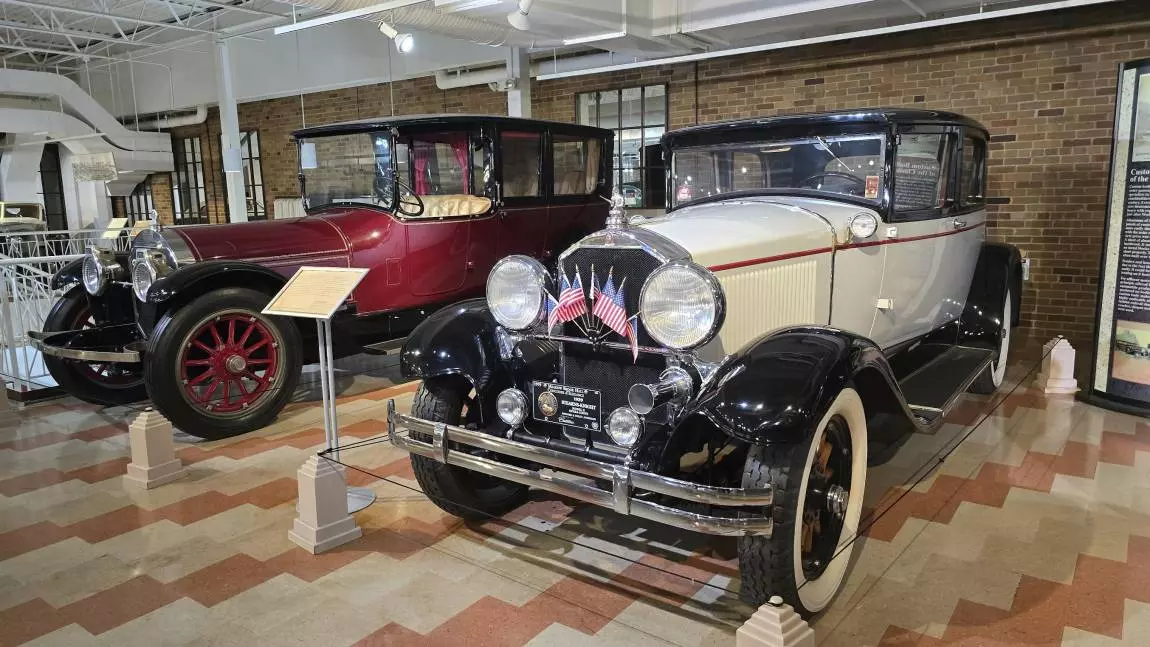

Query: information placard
[262,266,369,320]
[1088,58,1150,416]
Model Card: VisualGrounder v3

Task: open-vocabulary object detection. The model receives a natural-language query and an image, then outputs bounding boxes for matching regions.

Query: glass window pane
[643,85,666,126]
[619,128,642,172]
[895,133,950,212]
[598,90,619,131]
[554,136,599,195]
[501,131,541,197]
[577,92,598,127]
[620,87,642,129]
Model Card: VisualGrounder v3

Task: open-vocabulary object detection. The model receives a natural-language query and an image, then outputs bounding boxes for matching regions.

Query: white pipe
[131,105,208,130]
[537,0,1126,81]
[435,52,625,89]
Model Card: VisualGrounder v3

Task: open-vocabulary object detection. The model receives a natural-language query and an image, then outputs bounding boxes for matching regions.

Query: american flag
[627,315,639,362]
[588,265,599,305]
[553,269,587,325]
[544,291,560,334]
[591,271,629,338]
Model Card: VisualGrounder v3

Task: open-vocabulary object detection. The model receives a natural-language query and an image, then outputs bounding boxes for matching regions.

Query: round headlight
[131,258,157,302]
[487,255,547,330]
[638,261,724,349]
[606,407,642,447]
[81,253,105,296]
[496,388,527,427]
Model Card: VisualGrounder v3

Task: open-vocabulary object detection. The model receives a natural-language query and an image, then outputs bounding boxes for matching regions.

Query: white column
[0,135,44,202]
[505,47,531,118]
[75,181,113,228]
[216,39,248,223]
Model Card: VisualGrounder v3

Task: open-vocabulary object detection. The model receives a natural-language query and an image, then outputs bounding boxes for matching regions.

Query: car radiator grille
[556,246,666,445]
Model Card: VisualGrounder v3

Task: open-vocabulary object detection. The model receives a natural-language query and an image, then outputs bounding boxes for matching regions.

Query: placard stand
[264,266,374,514]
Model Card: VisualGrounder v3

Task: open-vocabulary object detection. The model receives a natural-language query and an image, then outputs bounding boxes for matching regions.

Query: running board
[899,345,994,431]
[362,337,406,356]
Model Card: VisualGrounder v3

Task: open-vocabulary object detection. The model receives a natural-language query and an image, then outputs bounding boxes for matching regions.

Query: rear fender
[960,242,1023,348]
[682,326,915,448]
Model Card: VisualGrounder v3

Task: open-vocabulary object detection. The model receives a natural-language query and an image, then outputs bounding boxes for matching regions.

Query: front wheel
[738,387,868,618]
[144,287,302,440]
[42,287,147,406]
[409,378,528,520]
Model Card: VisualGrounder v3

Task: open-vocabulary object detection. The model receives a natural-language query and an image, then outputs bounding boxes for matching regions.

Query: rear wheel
[970,288,1012,394]
[145,287,301,440]
[42,287,146,406]
[738,388,867,618]
[409,378,528,520]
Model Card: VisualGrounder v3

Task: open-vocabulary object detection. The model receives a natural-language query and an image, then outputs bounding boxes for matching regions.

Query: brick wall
[148,0,1150,351]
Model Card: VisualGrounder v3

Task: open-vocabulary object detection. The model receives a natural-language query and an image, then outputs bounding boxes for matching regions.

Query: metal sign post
[264,266,374,513]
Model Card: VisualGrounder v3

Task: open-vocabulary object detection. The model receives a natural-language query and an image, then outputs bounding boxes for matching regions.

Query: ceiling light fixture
[561,31,627,45]
[506,0,534,31]
[378,20,414,53]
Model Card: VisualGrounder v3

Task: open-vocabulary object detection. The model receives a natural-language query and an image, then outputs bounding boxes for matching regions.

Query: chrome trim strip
[28,329,142,363]
[389,405,773,536]
[558,227,692,267]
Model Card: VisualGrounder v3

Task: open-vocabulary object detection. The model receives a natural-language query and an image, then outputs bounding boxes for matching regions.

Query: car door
[935,131,990,326]
[870,125,958,347]
[495,127,549,258]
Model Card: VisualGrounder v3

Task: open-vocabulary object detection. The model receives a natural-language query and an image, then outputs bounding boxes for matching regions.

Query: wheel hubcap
[178,312,280,416]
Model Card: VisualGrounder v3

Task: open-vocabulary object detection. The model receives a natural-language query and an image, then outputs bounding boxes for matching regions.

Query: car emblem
[538,390,559,417]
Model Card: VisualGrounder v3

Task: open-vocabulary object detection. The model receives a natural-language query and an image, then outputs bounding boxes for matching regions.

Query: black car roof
[293,114,611,138]
[662,108,988,147]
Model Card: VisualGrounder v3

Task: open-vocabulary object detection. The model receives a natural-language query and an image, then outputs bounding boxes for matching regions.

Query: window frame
[549,127,605,201]
[496,127,546,204]
[889,125,960,222]
[125,179,154,223]
[575,84,668,209]
[236,131,268,221]
[956,130,988,213]
[170,136,210,225]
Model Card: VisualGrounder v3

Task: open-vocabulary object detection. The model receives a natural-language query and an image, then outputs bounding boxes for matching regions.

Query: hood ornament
[605,190,627,229]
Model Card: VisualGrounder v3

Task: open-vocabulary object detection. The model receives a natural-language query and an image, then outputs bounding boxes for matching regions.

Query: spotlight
[378,20,414,54]
[506,0,533,30]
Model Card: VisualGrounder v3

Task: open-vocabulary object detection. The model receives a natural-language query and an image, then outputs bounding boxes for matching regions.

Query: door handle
[952,218,966,229]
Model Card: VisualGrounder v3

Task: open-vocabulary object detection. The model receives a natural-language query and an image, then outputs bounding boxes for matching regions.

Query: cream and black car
[388,109,1022,616]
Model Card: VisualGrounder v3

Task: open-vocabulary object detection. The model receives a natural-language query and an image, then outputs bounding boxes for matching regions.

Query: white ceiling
[0,0,1122,90]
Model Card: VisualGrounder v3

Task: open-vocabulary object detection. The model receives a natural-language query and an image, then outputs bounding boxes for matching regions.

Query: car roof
[663,108,989,146]
[293,114,612,138]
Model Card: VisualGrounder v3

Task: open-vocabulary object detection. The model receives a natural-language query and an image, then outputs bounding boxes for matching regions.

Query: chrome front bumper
[386,400,773,537]
[28,325,144,363]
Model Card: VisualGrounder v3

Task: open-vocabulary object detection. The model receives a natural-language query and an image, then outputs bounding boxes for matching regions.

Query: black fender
[960,242,1023,347]
[145,260,287,306]
[51,257,84,290]
[400,298,511,397]
[683,326,914,447]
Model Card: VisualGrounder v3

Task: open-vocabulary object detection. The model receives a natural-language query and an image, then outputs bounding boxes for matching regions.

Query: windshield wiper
[817,136,855,173]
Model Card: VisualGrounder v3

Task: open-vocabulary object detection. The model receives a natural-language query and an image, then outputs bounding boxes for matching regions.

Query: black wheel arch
[960,241,1023,348]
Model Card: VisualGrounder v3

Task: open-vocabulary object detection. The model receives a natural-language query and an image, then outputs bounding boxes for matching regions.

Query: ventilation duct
[129,105,208,130]
[290,0,565,47]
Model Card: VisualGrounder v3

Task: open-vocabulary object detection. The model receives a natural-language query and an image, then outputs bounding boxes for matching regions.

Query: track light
[378,20,414,54]
[506,0,534,31]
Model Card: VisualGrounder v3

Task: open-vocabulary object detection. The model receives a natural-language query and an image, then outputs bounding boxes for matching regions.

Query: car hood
[634,197,872,269]
[172,215,349,263]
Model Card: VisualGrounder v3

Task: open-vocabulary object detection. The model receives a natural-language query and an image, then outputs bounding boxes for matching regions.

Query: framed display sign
[262,266,368,320]
[1088,58,1150,416]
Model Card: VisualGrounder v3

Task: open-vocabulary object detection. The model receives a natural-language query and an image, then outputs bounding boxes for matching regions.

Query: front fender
[400,298,509,393]
[51,258,84,290]
[686,326,908,446]
[146,260,287,304]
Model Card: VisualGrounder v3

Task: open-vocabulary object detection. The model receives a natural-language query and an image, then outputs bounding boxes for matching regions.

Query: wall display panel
[1088,58,1150,417]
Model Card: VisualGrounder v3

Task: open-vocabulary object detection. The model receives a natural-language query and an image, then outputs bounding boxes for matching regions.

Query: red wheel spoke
[227,319,236,344]
[237,320,255,346]
[246,358,272,366]
[202,378,222,404]
[221,378,233,406]
[245,338,269,354]
[234,378,251,396]
[184,359,212,366]
[192,340,215,355]
[188,369,215,386]
[210,323,223,347]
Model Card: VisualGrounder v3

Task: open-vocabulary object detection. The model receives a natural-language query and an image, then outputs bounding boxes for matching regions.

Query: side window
[894,132,954,216]
[960,135,987,208]
[409,132,470,196]
[501,131,541,198]
[553,135,601,195]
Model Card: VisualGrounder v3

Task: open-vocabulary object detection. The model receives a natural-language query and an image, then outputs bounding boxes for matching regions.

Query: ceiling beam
[148,0,292,20]
[271,0,423,35]
[0,0,222,34]
[0,18,156,47]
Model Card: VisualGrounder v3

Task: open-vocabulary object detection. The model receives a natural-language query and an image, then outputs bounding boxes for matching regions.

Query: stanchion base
[347,486,376,513]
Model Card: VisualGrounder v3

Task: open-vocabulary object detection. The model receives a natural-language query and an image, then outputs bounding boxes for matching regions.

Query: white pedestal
[736,597,815,647]
[123,408,187,489]
[1036,337,1078,395]
[288,455,363,554]
[0,385,17,428]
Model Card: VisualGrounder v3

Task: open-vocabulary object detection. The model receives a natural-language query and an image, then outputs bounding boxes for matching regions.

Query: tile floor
[2,353,1149,646]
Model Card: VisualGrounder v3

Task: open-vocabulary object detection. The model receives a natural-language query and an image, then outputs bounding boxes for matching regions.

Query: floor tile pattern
[1,357,1148,646]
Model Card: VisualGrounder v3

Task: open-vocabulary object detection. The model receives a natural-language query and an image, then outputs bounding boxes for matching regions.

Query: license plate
[531,381,602,433]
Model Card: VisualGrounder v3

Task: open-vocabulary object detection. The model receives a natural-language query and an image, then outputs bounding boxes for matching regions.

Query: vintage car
[388,109,1022,616]
[31,115,612,438]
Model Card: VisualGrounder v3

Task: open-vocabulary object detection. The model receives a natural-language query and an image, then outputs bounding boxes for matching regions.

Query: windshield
[670,133,886,208]
[299,131,394,211]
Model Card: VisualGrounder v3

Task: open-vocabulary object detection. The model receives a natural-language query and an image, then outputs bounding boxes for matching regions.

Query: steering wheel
[394,178,425,217]
[798,171,867,196]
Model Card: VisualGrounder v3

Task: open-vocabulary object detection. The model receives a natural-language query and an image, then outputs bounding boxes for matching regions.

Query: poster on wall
[1088,57,1150,416]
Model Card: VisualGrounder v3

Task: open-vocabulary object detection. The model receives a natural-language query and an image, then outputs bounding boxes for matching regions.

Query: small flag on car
[555,268,587,324]
[592,271,629,338]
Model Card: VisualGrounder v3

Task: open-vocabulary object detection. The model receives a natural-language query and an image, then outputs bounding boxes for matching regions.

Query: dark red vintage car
[31,115,612,438]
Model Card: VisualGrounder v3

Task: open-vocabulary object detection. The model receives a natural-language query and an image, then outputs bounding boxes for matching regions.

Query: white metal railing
[0,226,132,391]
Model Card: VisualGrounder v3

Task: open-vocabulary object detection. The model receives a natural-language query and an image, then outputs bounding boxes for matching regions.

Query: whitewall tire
[970,288,1012,394]
[738,387,868,617]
